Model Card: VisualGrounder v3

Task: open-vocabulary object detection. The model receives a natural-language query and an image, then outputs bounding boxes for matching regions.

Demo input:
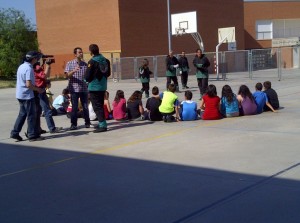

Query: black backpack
[85,59,111,82]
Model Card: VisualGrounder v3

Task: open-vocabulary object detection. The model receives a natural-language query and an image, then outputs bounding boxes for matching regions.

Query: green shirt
[159,91,178,113]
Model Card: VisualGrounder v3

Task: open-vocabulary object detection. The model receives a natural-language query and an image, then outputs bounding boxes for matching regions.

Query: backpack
[85,58,111,82]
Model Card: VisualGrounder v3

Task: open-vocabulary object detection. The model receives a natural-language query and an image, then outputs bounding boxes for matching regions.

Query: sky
[0,0,36,25]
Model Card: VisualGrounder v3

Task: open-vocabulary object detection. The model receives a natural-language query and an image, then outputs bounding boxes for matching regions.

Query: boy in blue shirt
[180,90,198,121]
[253,82,276,114]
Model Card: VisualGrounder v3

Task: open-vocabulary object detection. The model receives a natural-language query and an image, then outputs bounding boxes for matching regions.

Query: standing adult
[178,51,190,89]
[193,48,210,100]
[85,44,110,132]
[65,47,90,130]
[34,60,62,133]
[10,51,45,141]
[165,50,179,92]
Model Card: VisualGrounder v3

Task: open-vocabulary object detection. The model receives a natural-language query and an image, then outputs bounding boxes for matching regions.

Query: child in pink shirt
[112,90,127,120]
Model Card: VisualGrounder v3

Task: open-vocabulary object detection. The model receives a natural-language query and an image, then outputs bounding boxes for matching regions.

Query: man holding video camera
[34,55,63,134]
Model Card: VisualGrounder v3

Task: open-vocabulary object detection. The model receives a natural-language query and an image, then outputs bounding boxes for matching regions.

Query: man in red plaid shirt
[65,47,91,130]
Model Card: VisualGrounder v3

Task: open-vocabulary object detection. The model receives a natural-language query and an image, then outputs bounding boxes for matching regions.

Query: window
[256,20,272,40]
[273,19,300,38]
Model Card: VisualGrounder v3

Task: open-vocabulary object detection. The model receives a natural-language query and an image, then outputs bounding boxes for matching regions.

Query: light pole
[167,0,171,52]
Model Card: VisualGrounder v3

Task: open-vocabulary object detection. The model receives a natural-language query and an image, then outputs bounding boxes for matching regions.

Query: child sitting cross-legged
[220,85,239,118]
[263,81,280,111]
[199,84,222,120]
[145,86,162,121]
[253,82,276,114]
[159,83,180,122]
[127,90,145,121]
[180,90,198,121]
[52,88,70,115]
[112,90,127,121]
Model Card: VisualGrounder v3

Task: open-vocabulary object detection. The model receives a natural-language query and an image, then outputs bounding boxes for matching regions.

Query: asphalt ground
[0,70,300,223]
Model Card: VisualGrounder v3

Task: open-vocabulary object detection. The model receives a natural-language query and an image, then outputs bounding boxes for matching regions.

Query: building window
[256,20,272,40]
[273,19,300,38]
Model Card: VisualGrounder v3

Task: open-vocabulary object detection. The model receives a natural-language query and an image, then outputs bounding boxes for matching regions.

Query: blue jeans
[39,91,56,131]
[11,98,37,138]
[70,92,90,126]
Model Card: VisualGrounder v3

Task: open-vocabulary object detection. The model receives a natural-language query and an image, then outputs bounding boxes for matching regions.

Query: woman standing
[193,48,210,100]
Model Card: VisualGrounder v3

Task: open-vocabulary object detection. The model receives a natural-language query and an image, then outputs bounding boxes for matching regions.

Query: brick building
[35,0,300,77]
[36,0,244,77]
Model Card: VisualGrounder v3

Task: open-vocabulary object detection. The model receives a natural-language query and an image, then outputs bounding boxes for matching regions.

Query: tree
[0,8,38,79]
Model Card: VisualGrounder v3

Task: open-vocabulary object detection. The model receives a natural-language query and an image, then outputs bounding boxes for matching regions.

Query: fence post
[277,48,282,81]
[134,57,138,81]
[153,56,158,82]
[248,50,253,79]
[221,51,226,80]
[114,58,120,82]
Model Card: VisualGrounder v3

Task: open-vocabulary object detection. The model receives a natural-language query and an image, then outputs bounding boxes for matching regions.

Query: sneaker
[40,129,47,134]
[11,134,23,142]
[93,127,107,133]
[162,116,167,122]
[85,123,91,128]
[50,127,63,134]
[185,86,190,89]
[29,136,45,142]
[69,125,77,131]
[166,115,173,123]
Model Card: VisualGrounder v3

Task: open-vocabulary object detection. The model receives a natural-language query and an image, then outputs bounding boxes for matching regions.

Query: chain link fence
[109,46,300,82]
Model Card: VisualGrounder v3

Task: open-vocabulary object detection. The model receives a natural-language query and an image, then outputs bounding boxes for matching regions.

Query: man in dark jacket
[85,44,111,132]
[193,48,210,100]
[165,51,179,92]
[178,51,190,89]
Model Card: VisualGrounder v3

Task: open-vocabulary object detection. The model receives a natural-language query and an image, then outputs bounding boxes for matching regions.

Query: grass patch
[0,80,16,89]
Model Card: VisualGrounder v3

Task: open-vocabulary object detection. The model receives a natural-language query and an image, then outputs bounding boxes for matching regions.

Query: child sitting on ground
[104,91,113,120]
[200,84,222,120]
[159,83,180,122]
[180,90,198,121]
[237,85,257,116]
[220,84,239,118]
[145,86,162,121]
[52,88,70,114]
[253,82,276,114]
[44,80,57,116]
[112,90,127,121]
[263,81,280,111]
[127,90,145,121]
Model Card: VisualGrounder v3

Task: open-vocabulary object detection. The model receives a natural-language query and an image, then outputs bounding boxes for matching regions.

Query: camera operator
[34,58,63,134]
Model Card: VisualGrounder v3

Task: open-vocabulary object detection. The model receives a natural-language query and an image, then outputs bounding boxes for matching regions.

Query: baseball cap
[25,51,42,60]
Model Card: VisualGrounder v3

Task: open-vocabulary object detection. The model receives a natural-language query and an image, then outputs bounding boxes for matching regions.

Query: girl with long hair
[221,85,239,117]
[237,85,257,115]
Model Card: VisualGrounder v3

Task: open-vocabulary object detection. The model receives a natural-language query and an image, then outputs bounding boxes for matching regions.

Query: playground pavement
[0,71,300,223]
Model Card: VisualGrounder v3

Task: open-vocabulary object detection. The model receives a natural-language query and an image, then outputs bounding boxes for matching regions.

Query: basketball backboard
[171,11,197,35]
[218,27,236,43]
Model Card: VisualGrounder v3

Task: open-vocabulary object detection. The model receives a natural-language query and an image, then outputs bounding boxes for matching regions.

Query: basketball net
[175,28,204,51]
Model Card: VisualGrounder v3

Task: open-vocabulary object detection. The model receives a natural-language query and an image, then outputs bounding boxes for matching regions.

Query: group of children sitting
[46,80,279,123]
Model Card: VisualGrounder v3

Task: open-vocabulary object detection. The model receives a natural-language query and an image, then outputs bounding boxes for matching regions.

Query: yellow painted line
[0,118,234,178]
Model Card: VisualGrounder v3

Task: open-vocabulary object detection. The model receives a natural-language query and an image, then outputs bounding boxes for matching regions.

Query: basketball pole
[216,32,232,80]
[167,0,172,52]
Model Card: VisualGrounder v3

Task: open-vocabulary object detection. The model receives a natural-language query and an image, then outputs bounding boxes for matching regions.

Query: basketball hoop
[175,27,186,36]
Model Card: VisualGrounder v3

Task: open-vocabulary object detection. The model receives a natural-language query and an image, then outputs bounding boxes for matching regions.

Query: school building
[35,0,300,77]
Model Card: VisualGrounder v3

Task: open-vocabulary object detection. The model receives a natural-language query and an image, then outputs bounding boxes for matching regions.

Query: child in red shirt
[199,84,221,120]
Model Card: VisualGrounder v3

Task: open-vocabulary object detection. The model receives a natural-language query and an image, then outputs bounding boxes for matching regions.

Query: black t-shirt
[127,100,142,119]
[146,97,162,121]
[264,88,279,109]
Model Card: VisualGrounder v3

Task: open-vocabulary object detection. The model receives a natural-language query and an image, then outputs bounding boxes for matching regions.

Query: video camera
[41,54,55,65]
